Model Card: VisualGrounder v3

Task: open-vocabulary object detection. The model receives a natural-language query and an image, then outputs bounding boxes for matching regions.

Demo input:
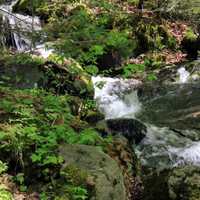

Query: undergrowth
[0,86,111,199]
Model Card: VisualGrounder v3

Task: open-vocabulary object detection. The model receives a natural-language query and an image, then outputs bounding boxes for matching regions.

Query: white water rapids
[92,76,142,119]
[92,74,200,168]
[177,67,190,83]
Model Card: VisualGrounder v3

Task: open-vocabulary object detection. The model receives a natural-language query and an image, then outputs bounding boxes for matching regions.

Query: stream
[92,70,200,170]
[1,1,200,198]
[1,0,199,167]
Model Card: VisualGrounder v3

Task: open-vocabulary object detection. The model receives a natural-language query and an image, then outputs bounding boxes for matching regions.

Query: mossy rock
[84,110,104,124]
[168,166,200,200]
[143,166,200,200]
[59,144,126,200]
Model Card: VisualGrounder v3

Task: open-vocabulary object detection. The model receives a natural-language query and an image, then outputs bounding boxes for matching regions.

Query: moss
[184,28,198,41]
[168,166,200,200]
[60,165,88,187]
[0,187,13,200]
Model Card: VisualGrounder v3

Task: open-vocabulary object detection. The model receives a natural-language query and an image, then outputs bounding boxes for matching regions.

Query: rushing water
[92,76,142,119]
[92,70,200,169]
[0,0,41,51]
[177,67,190,83]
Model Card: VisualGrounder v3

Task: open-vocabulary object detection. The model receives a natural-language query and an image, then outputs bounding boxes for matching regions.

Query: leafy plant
[0,86,110,198]
[0,161,7,175]
[123,63,145,78]
[184,28,198,41]
[1,53,44,68]
[68,186,88,200]
[13,173,27,192]
[0,187,13,200]
[147,73,157,81]
[84,65,99,75]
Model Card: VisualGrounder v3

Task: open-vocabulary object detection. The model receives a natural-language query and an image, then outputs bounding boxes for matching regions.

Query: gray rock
[59,144,127,200]
[143,166,200,200]
[168,166,200,200]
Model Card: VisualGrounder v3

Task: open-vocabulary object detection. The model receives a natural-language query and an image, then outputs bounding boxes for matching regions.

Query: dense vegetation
[0,0,200,199]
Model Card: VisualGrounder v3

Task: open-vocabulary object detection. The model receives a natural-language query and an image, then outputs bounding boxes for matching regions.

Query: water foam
[92,76,142,119]
[171,142,200,166]
[178,67,190,83]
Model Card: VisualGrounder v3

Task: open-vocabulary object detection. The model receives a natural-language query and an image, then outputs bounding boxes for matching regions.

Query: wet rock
[138,82,200,131]
[106,118,146,144]
[95,120,109,137]
[184,60,200,81]
[84,110,104,124]
[148,61,200,85]
[59,144,126,200]
[169,129,200,141]
[181,37,200,59]
[142,169,170,200]
[41,61,94,96]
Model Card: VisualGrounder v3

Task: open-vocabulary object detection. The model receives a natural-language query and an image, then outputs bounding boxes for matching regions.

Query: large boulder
[0,54,44,89]
[143,166,200,200]
[106,118,147,144]
[168,166,200,200]
[59,144,127,200]
[137,82,200,132]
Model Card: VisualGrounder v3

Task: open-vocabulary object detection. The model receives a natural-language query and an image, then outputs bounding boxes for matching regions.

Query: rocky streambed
[0,0,200,199]
[92,65,200,200]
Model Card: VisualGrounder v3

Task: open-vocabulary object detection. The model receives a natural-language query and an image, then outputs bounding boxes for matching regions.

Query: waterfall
[0,0,52,58]
[0,0,41,51]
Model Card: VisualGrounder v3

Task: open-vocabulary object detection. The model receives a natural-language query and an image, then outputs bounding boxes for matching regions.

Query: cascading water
[177,67,190,83]
[92,73,200,169]
[0,0,41,51]
[0,0,52,57]
[92,76,142,119]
